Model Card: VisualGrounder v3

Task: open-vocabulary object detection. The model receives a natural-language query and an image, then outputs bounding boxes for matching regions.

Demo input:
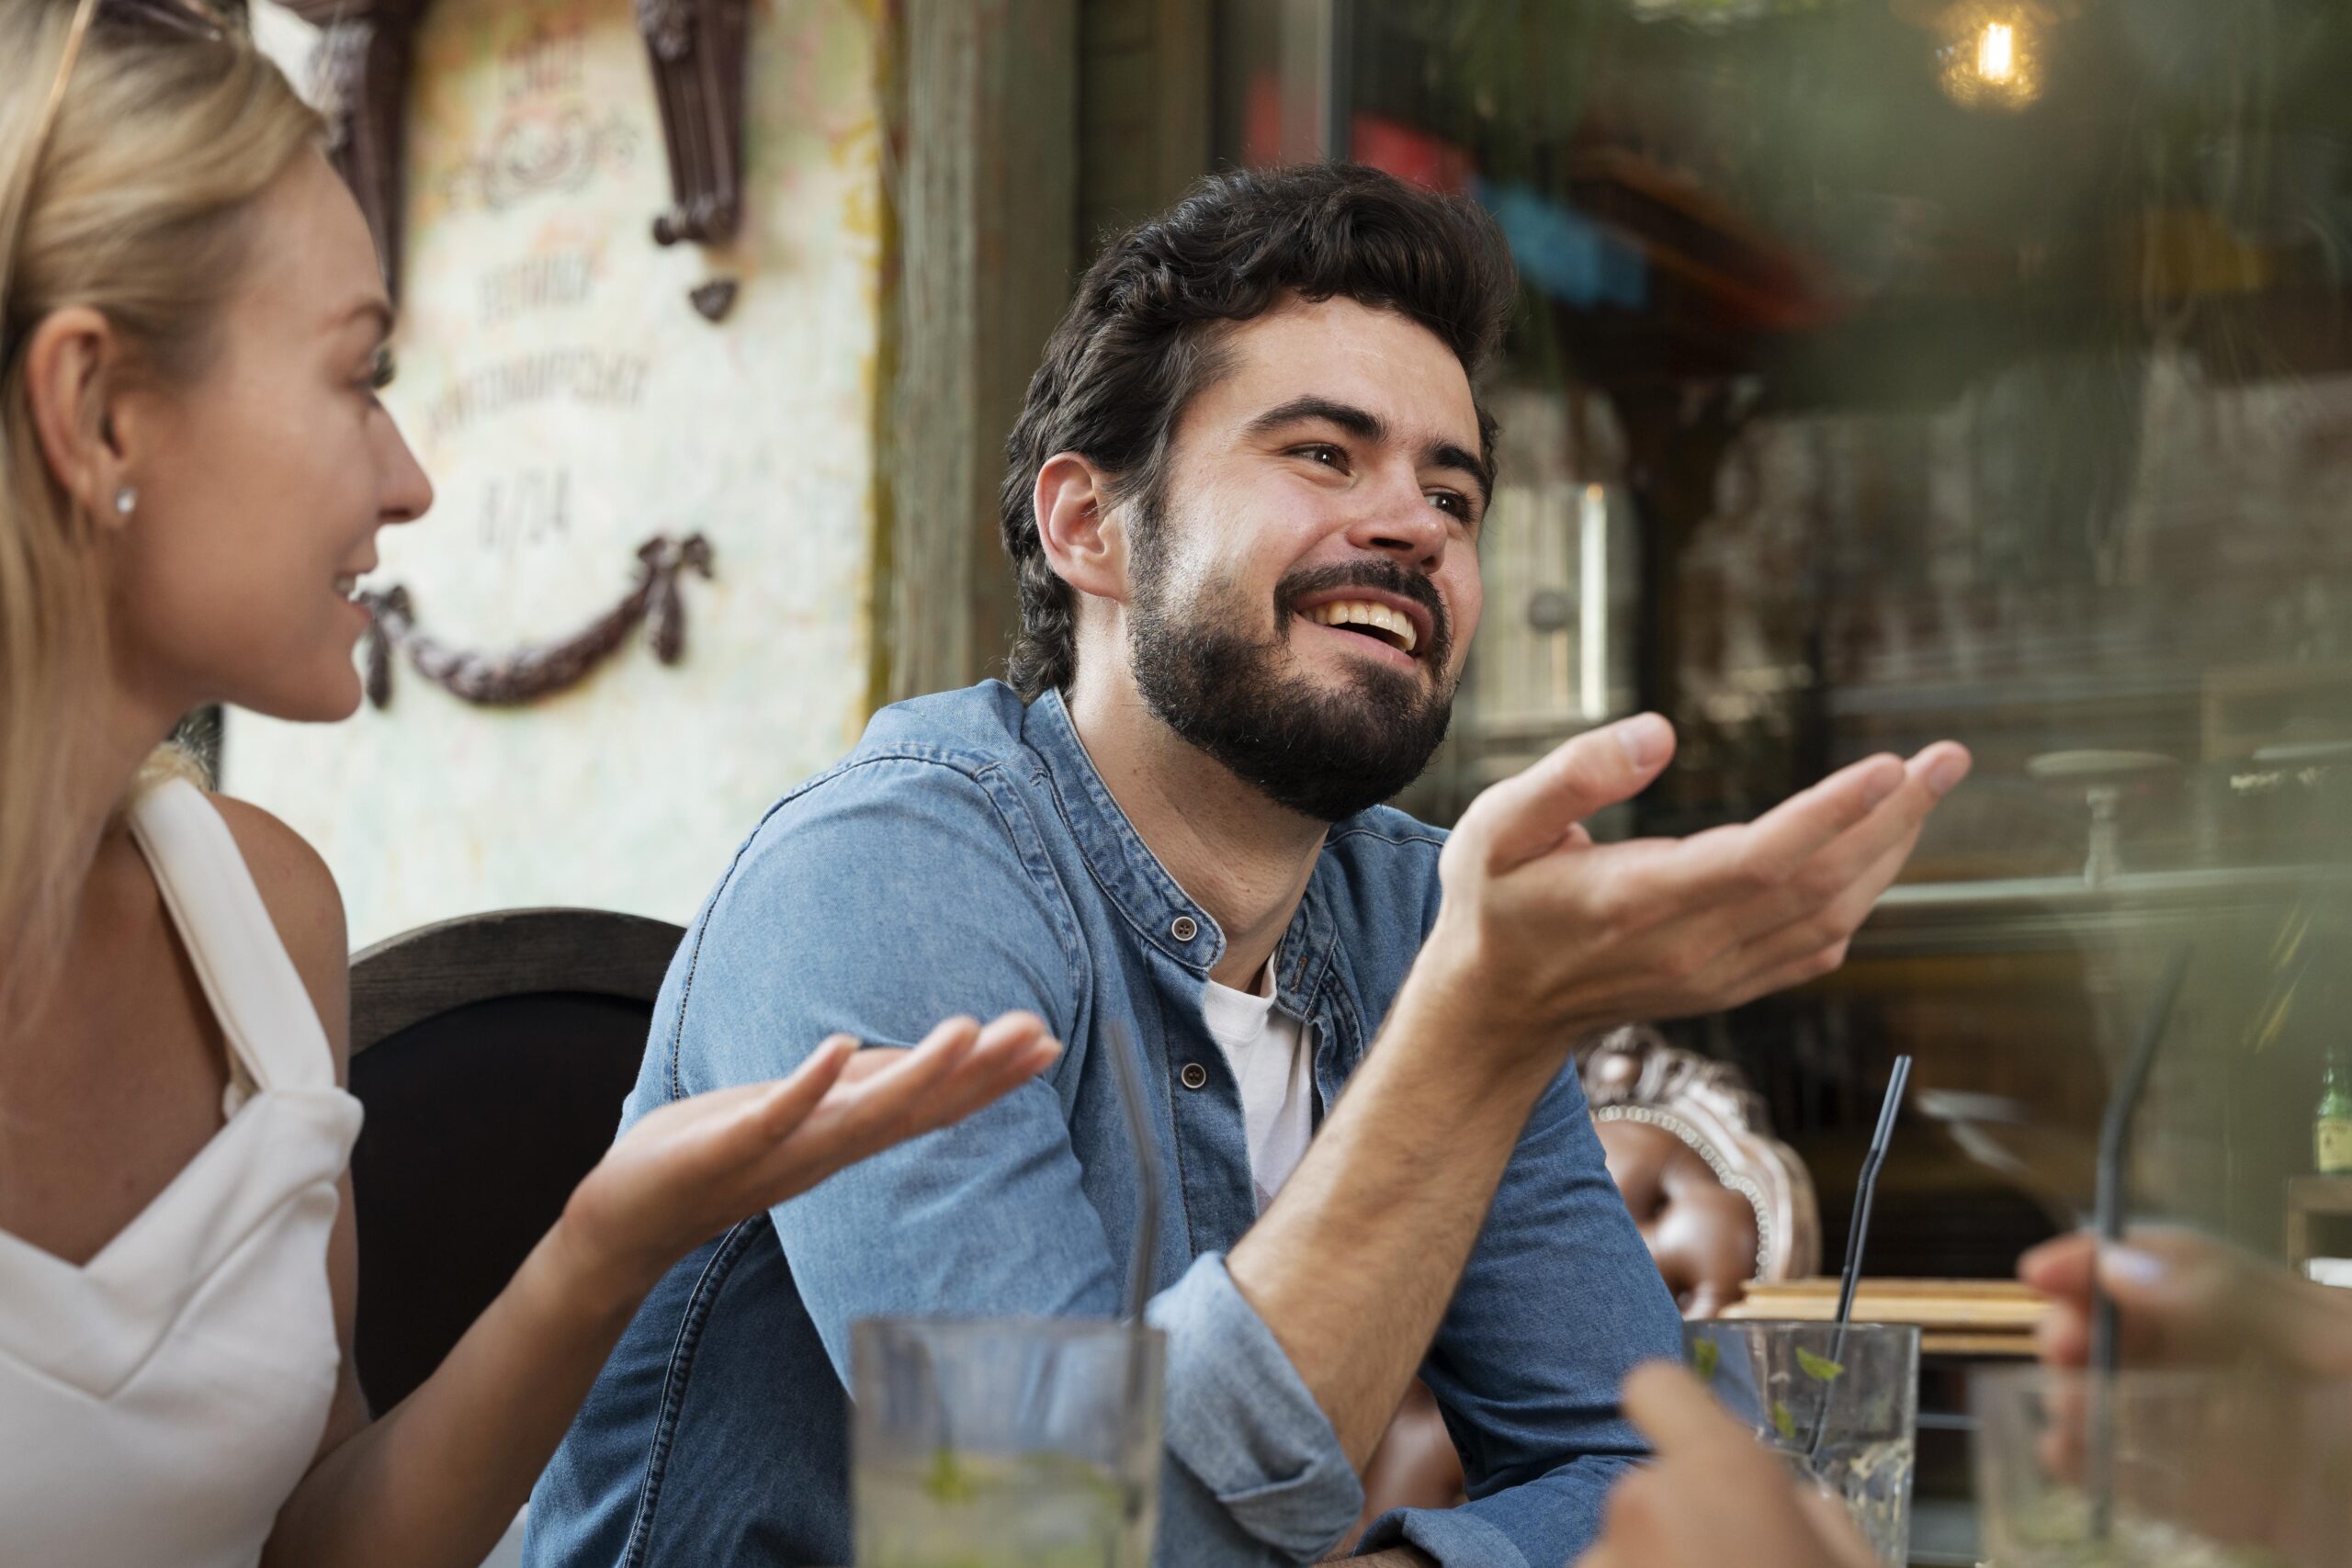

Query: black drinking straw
[1104,1023,1163,1527]
[1106,1021,1163,1325]
[1808,1055,1913,1464]
[2087,942,2191,1540]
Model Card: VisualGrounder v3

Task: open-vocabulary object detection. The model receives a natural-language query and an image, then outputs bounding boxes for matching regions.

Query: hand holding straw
[2087,942,2191,1540]
[1807,1053,1912,1465]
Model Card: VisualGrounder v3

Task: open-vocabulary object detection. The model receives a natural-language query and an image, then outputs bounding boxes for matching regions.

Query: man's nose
[1345,472,1448,570]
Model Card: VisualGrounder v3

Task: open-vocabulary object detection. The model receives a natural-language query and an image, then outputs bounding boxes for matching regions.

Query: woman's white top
[0,780,361,1568]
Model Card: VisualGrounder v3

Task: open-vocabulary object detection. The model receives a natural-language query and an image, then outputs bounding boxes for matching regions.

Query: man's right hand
[1421,712,1969,1058]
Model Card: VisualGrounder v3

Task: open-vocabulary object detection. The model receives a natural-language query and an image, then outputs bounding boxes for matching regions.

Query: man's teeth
[334,574,358,599]
[1305,600,1418,653]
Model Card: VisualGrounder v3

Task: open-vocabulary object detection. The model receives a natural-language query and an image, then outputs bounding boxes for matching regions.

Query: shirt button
[1170,915,1199,942]
[1179,1062,1209,1090]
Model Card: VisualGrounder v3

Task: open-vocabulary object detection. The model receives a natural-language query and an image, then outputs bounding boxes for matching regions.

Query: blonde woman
[0,2,1058,1564]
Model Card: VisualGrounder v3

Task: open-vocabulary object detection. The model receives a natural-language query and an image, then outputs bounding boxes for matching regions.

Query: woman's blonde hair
[0,0,322,1020]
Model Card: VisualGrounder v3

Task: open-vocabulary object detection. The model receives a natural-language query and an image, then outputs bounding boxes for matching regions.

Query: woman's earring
[112,485,137,518]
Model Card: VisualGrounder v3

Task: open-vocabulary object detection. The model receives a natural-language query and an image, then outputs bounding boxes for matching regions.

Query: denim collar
[1021,688,1340,1014]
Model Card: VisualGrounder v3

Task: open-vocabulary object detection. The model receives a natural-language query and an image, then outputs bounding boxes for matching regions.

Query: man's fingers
[1601,759,1901,938]
[1715,753,1907,882]
[1618,1361,1756,1460]
[1711,828,1916,991]
[1654,743,1962,968]
[1720,741,1966,895]
[1464,714,1675,873]
[1762,745,1964,912]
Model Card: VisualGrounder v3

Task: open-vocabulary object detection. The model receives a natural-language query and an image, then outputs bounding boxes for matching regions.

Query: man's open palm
[1432,713,1970,1048]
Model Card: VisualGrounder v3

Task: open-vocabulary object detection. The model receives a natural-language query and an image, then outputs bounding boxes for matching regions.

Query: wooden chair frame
[350,907,683,1054]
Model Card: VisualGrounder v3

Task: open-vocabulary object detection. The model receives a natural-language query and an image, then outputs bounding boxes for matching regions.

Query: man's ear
[1034,452,1129,604]
[22,305,133,533]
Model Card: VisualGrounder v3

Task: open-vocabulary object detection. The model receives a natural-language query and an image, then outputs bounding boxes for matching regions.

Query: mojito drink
[852,1317,1165,1568]
[854,1448,1146,1568]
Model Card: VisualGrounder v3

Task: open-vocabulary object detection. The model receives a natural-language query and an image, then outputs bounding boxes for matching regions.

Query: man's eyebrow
[1425,438,1493,510]
[1248,393,1492,510]
[1243,395,1386,445]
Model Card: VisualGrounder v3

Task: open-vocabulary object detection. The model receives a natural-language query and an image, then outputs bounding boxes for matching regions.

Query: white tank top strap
[1,778,358,1568]
[126,779,336,1099]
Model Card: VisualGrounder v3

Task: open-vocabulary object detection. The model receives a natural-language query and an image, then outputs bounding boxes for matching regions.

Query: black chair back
[345,908,682,1413]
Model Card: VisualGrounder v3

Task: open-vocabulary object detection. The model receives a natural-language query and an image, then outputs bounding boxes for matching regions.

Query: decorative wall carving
[357,533,713,707]
[285,0,751,307]
[636,0,749,248]
[285,0,426,300]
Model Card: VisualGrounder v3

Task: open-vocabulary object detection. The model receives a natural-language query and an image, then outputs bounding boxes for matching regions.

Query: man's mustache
[1274,561,1452,662]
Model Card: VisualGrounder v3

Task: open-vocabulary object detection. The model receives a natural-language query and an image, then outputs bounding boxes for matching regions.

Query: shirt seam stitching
[667,750,1080,1098]
[618,1217,764,1566]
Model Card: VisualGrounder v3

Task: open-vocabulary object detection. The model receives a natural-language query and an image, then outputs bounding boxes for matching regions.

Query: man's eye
[367,344,397,390]
[1295,443,1345,468]
[1429,491,1465,516]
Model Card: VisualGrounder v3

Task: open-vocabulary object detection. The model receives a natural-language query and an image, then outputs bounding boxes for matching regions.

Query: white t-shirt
[1199,961,1316,1212]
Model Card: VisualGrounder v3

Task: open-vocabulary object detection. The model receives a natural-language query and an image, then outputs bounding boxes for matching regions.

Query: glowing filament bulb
[1978,21,2016,84]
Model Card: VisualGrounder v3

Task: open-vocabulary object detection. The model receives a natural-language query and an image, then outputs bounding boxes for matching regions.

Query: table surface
[1721,1276,2043,1356]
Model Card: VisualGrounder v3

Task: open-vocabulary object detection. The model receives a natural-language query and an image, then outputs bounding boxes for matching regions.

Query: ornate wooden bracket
[284,0,752,306]
[357,533,714,708]
[284,0,426,301]
[637,0,750,249]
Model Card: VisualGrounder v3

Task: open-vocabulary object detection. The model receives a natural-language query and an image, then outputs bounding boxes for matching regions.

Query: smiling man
[528,164,1969,1568]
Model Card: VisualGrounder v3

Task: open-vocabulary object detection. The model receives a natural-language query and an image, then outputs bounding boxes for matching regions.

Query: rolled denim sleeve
[1356,1059,1681,1568]
[1149,1254,1365,1558]
[665,758,1358,1564]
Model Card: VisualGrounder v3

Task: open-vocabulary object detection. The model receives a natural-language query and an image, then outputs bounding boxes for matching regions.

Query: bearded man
[528,164,1969,1568]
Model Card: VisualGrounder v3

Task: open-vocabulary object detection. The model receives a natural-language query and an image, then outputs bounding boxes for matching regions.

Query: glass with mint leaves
[1683,1318,1921,1565]
[1973,1365,2352,1568]
[851,1316,1164,1568]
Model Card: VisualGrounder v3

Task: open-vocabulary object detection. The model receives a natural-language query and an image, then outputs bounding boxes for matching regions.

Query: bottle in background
[2319,1043,2352,1176]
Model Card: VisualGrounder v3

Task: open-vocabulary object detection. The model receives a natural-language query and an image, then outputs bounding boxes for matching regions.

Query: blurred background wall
[237,0,890,945]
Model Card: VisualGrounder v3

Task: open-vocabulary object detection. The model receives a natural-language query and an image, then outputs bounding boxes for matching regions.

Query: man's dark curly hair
[997,163,1518,700]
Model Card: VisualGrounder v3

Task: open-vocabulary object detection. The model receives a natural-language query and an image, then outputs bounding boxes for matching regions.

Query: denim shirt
[525,682,1679,1568]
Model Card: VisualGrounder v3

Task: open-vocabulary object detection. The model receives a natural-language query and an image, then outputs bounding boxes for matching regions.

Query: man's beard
[1126,516,1457,824]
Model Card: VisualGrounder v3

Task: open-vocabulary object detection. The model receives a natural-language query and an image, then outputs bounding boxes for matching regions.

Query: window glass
[1219,0,2352,1278]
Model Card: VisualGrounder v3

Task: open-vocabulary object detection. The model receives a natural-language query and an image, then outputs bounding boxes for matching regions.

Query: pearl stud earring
[113,485,137,518]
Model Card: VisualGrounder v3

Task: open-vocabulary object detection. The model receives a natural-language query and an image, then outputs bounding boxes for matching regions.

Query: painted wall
[234,0,886,947]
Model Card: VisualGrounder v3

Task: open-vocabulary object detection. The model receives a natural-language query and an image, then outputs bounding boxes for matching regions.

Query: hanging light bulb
[1978,20,2017,84]
[1929,2,2048,110]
